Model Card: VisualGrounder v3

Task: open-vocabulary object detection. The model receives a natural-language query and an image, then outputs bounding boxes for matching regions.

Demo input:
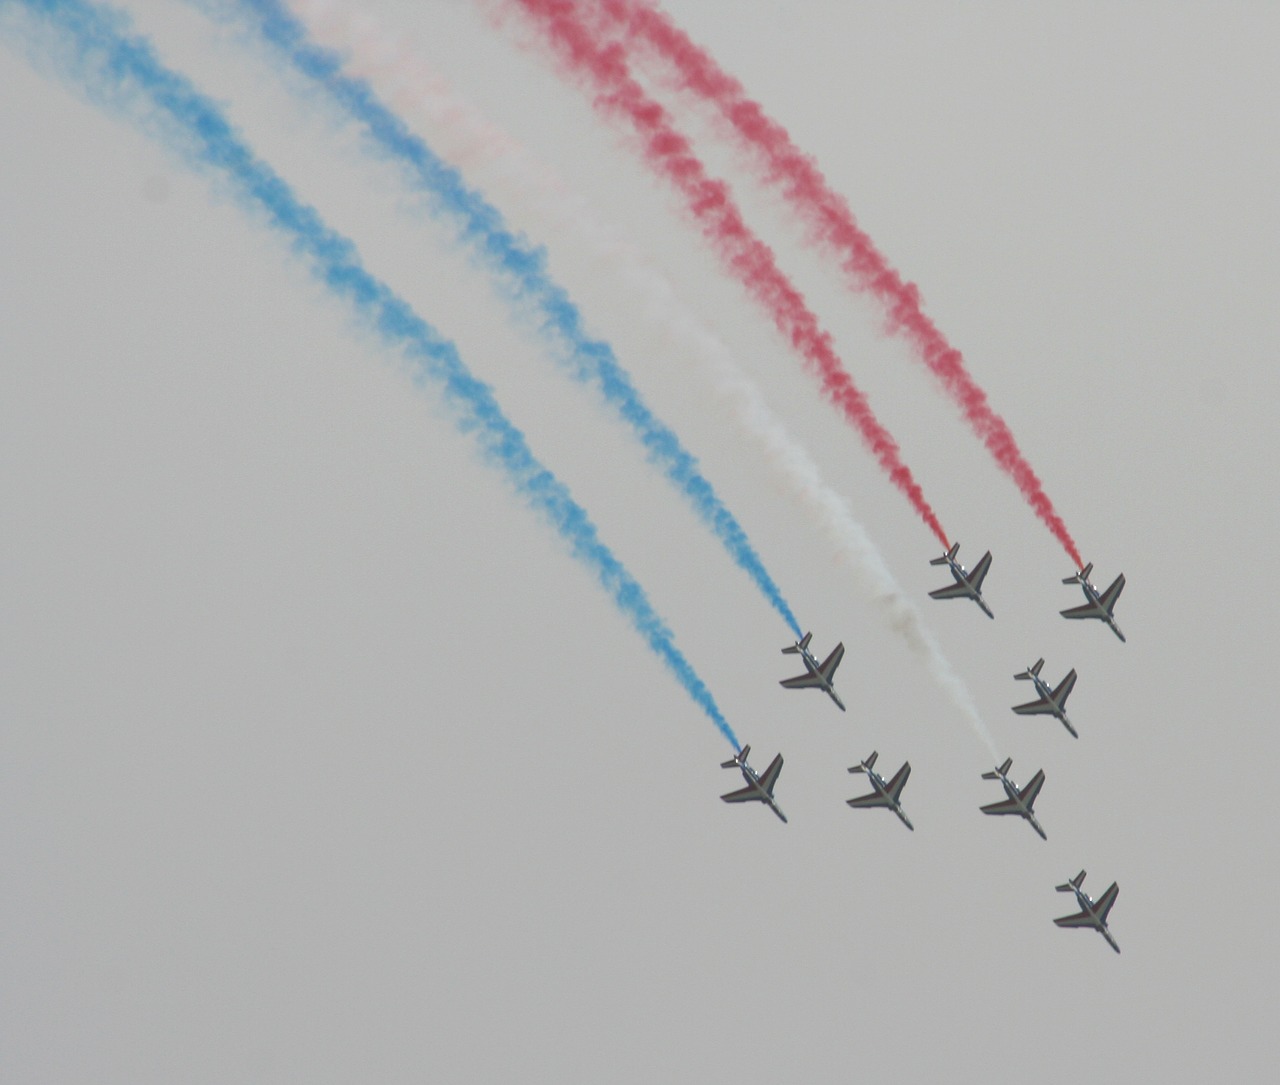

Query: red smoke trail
[510,0,949,548]
[597,0,1082,568]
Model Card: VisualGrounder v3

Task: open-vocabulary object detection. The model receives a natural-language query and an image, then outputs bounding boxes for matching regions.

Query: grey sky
[3,1,1278,1080]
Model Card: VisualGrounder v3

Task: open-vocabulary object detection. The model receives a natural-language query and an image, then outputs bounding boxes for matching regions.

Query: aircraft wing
[720,783,762,804]
[885,763,912,802]
[818,643,845,680]
[968,551,993,591]
[1020,770,1046,808]
[1060,600,1105,620]
[1054,909,1098,930]
[846,791,890,810]
[1094,882,1120,923]
[981,796,1023,816]
[1051,670,1078,707]
[929,581,973,601]
[780,672,823,690]
[757,754,783,796]
[1099,574,1126,613]
[1012,693,1054,716]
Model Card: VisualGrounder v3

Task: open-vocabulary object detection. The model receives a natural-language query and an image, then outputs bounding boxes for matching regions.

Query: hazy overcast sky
[4,2,1279,1080]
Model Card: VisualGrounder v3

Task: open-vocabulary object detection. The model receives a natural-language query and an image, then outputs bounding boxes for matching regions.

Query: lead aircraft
[1012,658,1079,738]
[779,632,846,712]
[928,543,994,618]
[1054,870,1121,953]
[719,745,787,823]
[846,751,914,831]
[1061,563,1126,642]
[980,758,1047,840]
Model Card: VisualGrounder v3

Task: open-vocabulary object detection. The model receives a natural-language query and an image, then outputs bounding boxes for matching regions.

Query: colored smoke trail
[302,15,995,754]
[8,0,740,749]
[599,0,1082,568]
[210,0,801,640]
[509,0,951,549]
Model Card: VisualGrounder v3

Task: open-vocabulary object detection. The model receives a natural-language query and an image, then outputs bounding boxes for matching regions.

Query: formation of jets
[717,545,1128,953]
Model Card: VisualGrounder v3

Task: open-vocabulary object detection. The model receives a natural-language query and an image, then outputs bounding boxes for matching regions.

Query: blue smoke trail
[7,0,740,748]
[201,0,801,640]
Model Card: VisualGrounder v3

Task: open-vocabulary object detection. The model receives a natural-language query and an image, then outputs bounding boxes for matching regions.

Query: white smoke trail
[290,0,998,757]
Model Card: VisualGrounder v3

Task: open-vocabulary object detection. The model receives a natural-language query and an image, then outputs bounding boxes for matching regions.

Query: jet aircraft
[928,543,994,618]
[1012,658,1079,738]
[1054,870,1120,953]
[720,745,787,823]
[1061,563,1126,642]
[980,758,1047,840]
[779,632,846,712]
[846,751,914,830]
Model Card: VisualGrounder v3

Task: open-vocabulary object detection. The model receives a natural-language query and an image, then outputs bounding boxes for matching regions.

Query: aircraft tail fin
[1030,658,1044,676]
[721,744,749,770]
[930,542,961,566]
[1064,563,1094,585]
[1056,870,1087,892]
[782,632,812,655]
[848,750,879,774]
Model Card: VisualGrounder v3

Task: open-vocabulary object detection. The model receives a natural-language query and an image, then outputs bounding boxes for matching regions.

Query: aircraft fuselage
[737,766,785,822]
[867,770,913,829]
[997,774,1045,837]
[1078,581,1125,642]
[1068,888,1116,946]
[943,558,993,618]
[796,645,845,711]
[1031,674,1072,729]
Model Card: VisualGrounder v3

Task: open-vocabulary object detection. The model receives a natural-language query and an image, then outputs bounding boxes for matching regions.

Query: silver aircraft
[980,758,1047,840]
[846,751,913,830]
[779,632,846,712]
[1012,658,1079,738]
[1061,563,1126,642]
[720,745,787,823]
[1054,870,1120,953]
[928,543,994,618]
